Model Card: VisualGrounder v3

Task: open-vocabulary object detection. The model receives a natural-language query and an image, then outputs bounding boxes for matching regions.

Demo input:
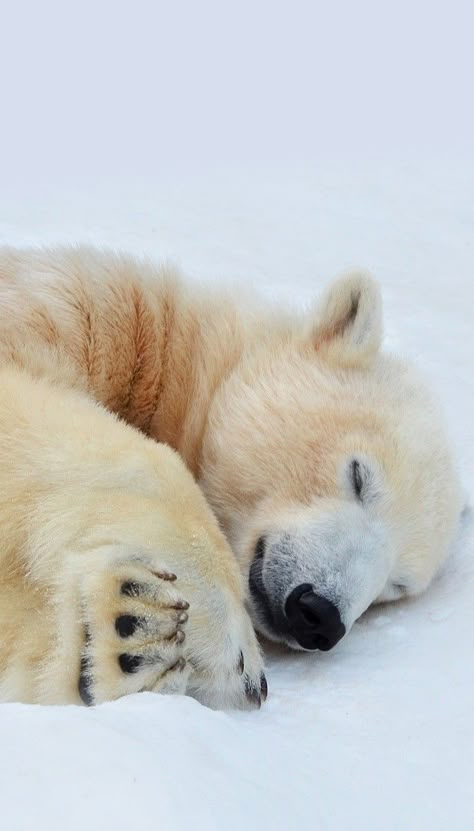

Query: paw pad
[115,614,141,638]
[78,655,94,706]
[120,580,141,598]
[118,653,143,674]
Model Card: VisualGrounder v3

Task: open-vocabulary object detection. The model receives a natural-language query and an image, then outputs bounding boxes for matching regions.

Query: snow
[0,161,472,831]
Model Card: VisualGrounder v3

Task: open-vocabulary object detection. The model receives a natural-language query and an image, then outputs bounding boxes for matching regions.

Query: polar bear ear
[307,271,383,367]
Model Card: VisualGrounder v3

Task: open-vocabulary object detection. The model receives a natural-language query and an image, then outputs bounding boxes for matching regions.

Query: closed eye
[349,457,380,504]
[351,460,364,501]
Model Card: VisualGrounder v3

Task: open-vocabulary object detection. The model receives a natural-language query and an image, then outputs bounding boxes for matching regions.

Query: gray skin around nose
[248,509,389,649]
[249,547,347,650]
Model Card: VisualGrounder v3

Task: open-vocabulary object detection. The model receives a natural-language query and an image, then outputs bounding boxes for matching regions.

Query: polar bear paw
[184,584,268,711]
[78,559,192,705]
[76,550,267,710]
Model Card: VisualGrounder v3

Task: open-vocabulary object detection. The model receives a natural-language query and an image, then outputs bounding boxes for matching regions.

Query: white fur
[0,246,462,698]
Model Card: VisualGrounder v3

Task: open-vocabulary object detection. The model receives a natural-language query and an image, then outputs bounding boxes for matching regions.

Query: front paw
[79,559,191,705]
[185,593,268,711]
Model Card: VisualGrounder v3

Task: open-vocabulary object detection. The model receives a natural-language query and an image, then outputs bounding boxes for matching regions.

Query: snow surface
[0,162,473,830]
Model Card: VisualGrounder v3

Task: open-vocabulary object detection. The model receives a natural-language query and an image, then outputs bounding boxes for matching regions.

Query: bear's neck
[141,284,250,477]
[87,266,288,479]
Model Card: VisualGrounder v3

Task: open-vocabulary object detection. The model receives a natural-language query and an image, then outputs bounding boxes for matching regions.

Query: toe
[244,675,262,709]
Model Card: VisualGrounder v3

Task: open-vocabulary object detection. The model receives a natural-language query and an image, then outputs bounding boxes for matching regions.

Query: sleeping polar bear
[0,246,462,708]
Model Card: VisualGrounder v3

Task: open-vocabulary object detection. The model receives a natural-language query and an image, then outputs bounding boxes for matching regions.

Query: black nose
[285,584,346,650]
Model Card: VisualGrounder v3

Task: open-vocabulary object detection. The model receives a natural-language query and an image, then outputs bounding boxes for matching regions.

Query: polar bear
[0,246,462,705]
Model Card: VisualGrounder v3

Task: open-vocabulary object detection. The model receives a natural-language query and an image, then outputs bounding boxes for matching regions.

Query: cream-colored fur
[0,365,265,708]
[0,246,462,702]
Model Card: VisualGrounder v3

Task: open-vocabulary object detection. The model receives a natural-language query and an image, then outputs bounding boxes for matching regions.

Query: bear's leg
[0,367,267,709]
[47,540,266,709]
[38,539,266,709]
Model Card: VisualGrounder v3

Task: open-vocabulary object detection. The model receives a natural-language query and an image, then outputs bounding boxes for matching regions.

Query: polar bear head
[200,273,463,651]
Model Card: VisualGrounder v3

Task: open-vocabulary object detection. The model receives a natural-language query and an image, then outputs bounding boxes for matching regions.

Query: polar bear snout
[247,506,392,650]
[284,585,346,651]
[249,553,347,651]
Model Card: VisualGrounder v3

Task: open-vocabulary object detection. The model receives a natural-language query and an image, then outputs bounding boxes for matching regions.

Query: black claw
[170,657,186,672]
[238,651,244,675]
[244,675,262,709]
[118,653,144,674]
[120,580,141,597]
[78,655,94,706]
[115,614,141,638]
[260,672,268,702]
[153,570,177,582]
[173,600,190,611]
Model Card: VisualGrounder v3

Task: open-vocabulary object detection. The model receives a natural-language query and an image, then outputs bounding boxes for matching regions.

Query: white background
[1,0,474,180]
